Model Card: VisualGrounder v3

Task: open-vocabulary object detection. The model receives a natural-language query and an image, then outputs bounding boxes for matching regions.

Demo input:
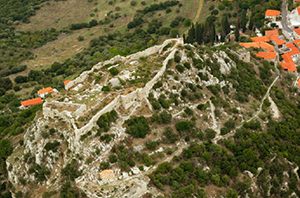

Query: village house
[254,52,276,61]
[285,43,300,61]
[251,36,271,42]
[239,42,274,52]
[270,35,286,48]
[265,10,281,22]
[294,0,300,4]
[64,80,72,86]
[21,97,43,108]
[265,29,279,37]
[280,54,297,71]
[293,28,300,39]
[288,7,300,28]
[293,39,300,49]
[38,87,54,98]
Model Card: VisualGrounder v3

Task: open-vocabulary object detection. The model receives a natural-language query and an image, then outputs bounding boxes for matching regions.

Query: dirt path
[183,0,204,35]
[194,0,204,23]
[244,76,279,124]
[214,76,279,142]
[268,95,280,119]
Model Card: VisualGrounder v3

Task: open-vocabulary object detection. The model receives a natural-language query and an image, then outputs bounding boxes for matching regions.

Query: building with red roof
[21,98,42,107]
[297,7,300,15]
[294,28,300,39]
[254,52,276,61]
[270,36,286,48]
[64,80,72,86]
[297,78,300,87]
[265,10,281,21]
[280,54,297,71]
[239,42,274,52]
[265,29,279,37]
[251,36,271,42]
[293,39,300,48]
[38,87,54,98]
[284,43,300,61]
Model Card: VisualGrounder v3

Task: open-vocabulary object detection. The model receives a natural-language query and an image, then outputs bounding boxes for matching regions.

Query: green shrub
[220,127,229,135]
[102,86,111,92]
[125,116,150,138]
[146,141,160,150]
[174,55,181,63]
[109,154,118,163]
[176,65,185,73]
[109,67,119,75]
[44,141,60,152]
[130,1,137,6]
[218,3,225,10]
[97,110,117,132]
[205,128,216,140]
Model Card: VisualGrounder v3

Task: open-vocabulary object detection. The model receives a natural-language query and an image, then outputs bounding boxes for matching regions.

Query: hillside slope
[6,38,300,197]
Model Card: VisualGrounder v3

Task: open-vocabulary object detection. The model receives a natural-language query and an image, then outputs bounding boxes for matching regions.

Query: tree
[248,15,254,30]
[221,14,230,35]
[205,128,216,140]
[170,28,179,38]
[235,22,240,42]
[109,154,118,163]
[241,10,247,32]
[0,139,12,159]
[226,188,238,198]
[125,116,150,138]
[183,18,191,27]
[163,126,178,143]
[196,23,204,45]
[186,27,194,43]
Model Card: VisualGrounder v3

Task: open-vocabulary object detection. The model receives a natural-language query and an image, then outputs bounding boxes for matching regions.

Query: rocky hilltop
[6,38,300,198]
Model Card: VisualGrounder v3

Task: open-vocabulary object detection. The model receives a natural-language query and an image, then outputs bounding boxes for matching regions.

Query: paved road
[281,0,293,33]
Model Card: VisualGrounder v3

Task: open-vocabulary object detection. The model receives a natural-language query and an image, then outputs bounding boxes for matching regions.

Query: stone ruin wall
[43,101,86,120]
[74,39,182,142]
[43,39,183,145]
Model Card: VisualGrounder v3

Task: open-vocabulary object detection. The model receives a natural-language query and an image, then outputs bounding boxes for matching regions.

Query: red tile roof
[254,52,276,60]
[287,48,300,56]
[21,97,42,107]
[284,43,300,56]
[298,78,300,87]
[38,87,54,94]
[294,28,300,36]
[64,80,72,86]
[239,42,260,48]
[251,36,271,42]
[258,42,275,52]
[265,29,279,37]
[239,42,274,52]
[297,7,300,15]
[265,10,281,17]
[280,54,297,71]
[286,43,295,48]
[293,39,300,45]
[270,35,286,45]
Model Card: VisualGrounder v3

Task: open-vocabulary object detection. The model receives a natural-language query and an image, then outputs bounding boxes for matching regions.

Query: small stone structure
[228,48,250,63]
[99,169,115,181]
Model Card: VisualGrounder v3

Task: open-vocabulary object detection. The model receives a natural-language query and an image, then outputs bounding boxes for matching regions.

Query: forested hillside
[1,0,300,197]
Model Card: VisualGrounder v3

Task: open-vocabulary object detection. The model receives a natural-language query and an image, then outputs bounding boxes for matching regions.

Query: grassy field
[17,0,176,31]
[9,0,201,99]
[14,0,200,73]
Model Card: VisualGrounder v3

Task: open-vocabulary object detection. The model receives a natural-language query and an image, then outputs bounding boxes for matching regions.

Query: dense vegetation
[1,0,300,197]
